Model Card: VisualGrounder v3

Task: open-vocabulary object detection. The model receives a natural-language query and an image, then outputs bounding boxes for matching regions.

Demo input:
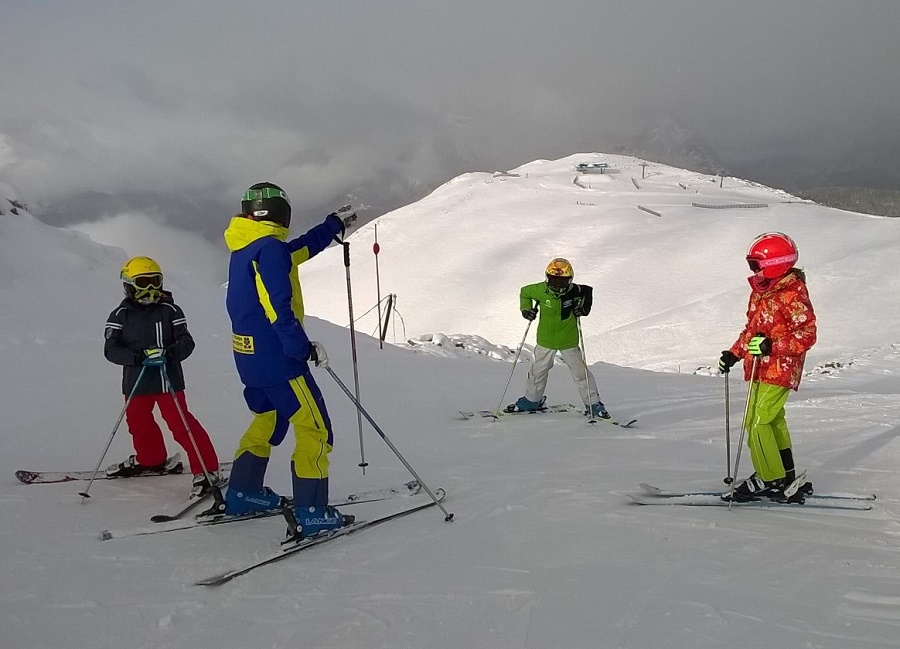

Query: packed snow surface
[2,155,900,648]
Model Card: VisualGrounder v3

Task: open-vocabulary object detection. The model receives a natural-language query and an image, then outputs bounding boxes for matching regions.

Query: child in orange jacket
[718,232,817,502]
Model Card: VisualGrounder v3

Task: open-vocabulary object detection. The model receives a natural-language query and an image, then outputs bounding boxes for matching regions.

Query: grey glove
[306,341,329,368]
[330,204,357,231]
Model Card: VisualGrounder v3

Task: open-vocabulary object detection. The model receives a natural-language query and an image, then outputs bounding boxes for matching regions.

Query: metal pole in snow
[374,224,383,350]
[340,239,368,473]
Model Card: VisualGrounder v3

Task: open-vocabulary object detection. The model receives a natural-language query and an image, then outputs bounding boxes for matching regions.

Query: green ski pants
[745,382,793,482]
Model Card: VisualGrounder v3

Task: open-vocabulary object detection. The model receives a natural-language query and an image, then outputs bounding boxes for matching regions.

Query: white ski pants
[524,345,599,406]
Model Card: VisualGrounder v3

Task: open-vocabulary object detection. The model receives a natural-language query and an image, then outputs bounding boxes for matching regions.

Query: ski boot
[190,471,224,499]
[224,486,284,516]
[585,401,610,419]
[505,396,546,413]
[770,472,812,504]
[284,504,355,541]
[106,455,180,478]
[795,480,814,497]
[722,476,785,502]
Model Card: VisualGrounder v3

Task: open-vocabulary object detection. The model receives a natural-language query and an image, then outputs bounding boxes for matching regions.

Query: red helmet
[746,232,798,279]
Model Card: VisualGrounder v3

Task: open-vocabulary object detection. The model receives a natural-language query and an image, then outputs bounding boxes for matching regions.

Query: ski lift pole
[374,224,383,350]
[340,238,367,473]
[79,365,148,500]
[380,294,394,344]
[325,365,454,521]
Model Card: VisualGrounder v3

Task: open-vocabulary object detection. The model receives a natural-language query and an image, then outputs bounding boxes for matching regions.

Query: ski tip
[193,576,226,587]
[150,515,178,523]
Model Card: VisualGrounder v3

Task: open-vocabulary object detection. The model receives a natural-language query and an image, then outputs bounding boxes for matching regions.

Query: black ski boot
[722,476,785,502]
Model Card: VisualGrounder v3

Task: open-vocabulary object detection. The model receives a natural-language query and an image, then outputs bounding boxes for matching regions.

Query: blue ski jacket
[224,214,343,388]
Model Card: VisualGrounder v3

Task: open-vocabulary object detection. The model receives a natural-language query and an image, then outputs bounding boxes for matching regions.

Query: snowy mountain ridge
[300,152,900,373]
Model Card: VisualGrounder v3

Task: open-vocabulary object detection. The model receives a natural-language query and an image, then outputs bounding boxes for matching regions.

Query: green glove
[748,336,772,356]
[142,348,167,366]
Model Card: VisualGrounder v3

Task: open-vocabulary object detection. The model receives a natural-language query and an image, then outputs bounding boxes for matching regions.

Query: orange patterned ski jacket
[729,270,817,390]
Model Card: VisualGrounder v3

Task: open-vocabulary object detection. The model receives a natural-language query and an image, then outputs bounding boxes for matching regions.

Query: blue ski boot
[585,401,610,419]
[224,486,283,516]
[506,396,546,413]
[286,504,354,540]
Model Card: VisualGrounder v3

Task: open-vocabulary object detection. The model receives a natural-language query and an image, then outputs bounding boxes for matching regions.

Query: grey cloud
[1,1,899,238]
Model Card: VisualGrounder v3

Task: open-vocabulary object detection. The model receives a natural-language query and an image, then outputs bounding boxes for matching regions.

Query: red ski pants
[124,391,219,475]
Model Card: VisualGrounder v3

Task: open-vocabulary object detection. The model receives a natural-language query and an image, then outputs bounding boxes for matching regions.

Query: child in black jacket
[104,256,220,498]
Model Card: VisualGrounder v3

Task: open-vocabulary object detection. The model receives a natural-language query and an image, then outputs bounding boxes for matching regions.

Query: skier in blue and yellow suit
[222,182,355,538]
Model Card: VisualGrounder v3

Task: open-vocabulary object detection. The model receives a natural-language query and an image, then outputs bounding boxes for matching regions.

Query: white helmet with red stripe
[746,232,798,279]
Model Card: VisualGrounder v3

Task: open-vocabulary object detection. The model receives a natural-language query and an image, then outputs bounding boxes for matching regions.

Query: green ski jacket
[520,282,593,350]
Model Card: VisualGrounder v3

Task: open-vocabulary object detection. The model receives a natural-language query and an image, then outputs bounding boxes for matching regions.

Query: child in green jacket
[509,258,609,418]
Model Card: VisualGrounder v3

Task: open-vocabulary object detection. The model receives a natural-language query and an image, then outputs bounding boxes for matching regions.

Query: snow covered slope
[301,153,900,372]
[2,162,900,649]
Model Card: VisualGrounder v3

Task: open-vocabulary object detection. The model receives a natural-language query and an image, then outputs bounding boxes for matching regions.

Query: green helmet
[241,182,291,227]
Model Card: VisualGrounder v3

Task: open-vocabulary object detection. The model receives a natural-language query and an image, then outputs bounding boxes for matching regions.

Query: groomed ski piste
[3,157,900,648]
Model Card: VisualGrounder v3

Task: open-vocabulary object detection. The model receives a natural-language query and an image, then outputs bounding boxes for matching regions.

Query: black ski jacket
[104,293,194,396]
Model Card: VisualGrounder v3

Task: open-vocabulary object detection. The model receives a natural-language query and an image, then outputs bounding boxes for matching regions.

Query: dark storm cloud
[1,1,899,237]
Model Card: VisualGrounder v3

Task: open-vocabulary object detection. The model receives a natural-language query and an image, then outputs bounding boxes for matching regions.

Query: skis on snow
[194,488,445,587]
[14,454,213,484]
[459,403,577,419]
[100,480,423,540]
[629,482,874,511]
[459,403,637,428]
[638,482,876,502]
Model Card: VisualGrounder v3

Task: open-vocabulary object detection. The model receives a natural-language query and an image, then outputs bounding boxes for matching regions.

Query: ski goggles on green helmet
[122,272,163,290]
[241,187,291,204]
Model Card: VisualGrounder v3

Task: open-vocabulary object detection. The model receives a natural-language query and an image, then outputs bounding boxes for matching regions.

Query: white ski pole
[79,365,148,500]
[724,369,733,485]
[324,366,454,522]
[727,357,759,508]
[492,319,533,417]
[576,316,600,423]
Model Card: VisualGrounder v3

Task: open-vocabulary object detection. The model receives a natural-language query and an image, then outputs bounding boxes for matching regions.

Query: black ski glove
[718,350,740,373]
[522,308,538,321]
[573,303,586,317]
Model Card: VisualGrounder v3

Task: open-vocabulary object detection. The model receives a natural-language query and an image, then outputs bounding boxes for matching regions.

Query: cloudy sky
[2,1,899,238]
